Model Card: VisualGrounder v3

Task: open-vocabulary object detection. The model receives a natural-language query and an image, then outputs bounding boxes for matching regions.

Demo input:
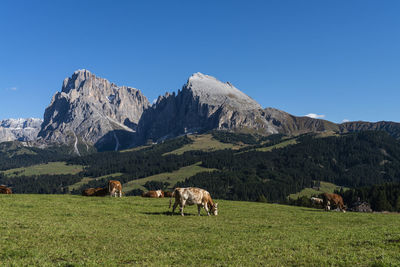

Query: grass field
[0,195,399,266]
[256,138,298,152]
[123,162,217,192]
[2,162,84,177]
[165,134,244,155]
[289,181,348,199]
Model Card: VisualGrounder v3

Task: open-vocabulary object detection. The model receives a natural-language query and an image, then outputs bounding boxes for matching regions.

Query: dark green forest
[0,142,72,170]
[2,131,400,211]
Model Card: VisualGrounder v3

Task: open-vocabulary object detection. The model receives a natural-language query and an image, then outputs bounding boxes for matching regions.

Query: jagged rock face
[0,118,43,142]
[137,73,279,143]
[38,70,150,152]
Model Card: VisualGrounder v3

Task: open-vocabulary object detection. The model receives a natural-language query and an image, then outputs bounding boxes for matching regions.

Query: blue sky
[1,0,399,123]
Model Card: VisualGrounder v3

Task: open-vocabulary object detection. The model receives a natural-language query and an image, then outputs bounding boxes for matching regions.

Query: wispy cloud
[5,87,17,91]
[342,119,350,123]
[305,113,325,119]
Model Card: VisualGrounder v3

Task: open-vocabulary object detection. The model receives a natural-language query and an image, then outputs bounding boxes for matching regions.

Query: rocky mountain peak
[38,70,150,152]
[185,72,262,110]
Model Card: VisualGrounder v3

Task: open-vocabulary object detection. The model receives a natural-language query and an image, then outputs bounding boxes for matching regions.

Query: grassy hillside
[288,181,348,199]
[0,195,399,266]
[122,162,217,192]
[255,138,298,152]
[164,134,244,155]
[1,162,83,177]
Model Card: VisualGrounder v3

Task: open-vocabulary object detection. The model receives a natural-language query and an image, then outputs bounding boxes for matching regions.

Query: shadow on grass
[142,211,198,216]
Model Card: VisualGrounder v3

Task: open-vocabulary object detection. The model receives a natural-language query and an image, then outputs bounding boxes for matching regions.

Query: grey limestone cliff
[38,69,150,152]
[137,73,280,143]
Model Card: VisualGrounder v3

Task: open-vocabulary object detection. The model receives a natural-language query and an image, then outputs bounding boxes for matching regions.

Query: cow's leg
[204,203,210,216]
[180,201,185,216]
[197,204,202,216]
[118,190,122,197]
[110,189,114,197]
[172,202,178,214]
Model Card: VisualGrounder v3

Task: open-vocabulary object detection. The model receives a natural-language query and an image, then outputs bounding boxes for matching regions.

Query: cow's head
[211,203,218,216]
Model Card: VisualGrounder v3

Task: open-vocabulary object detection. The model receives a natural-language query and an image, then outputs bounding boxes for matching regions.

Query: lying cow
[108,180,122,197]
[0,185,12,194]
[310,197,324,206]
[82,187,108,196]
[142,190,164,198]
[169,187,218,216]
[322,193,346,212]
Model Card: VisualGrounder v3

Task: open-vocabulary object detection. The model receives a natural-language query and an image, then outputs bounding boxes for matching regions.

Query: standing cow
[108,180,122,197]
[322,193,346,212]
[169,187,218,216]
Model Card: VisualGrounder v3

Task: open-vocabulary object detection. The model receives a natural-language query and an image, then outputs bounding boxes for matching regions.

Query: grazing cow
[142,190,164,198]
[310,197,324,206]
[163,191,173,198]
[169,187,218,216]
[322,193,346,212]
[108,180,122,197]
[0,185,12,194]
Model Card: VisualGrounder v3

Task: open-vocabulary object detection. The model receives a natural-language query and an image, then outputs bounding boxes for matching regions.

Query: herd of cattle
[0,180,346,215]
[82,180,218,216]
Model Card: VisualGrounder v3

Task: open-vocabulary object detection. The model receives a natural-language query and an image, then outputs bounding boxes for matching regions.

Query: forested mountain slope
[1,131,400,208]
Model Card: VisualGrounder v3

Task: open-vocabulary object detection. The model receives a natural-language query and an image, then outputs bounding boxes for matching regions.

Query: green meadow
[289,181,348,200]
[164,134,244,155]
[0,195,399,266]
[2,162,83,177]
[122,162,217,192]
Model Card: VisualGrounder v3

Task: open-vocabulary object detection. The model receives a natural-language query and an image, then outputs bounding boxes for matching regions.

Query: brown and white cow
[0,185,12,194]
[322,193,346,212]
[142,190,164,198]
[169,187,218,216]
[108,180,122,197]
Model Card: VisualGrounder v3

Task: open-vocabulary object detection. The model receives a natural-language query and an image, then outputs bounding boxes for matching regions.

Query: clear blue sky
[1,0,399,123]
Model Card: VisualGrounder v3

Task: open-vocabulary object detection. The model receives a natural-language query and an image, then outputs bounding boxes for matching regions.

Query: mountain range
[2,70,400,153]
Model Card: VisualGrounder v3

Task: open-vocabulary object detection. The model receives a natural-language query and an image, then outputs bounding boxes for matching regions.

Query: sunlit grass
[2,162,83,177]
[165,134,244,155]
[123,162,216,192]
[289,181,349,199]
[0,195,399,266]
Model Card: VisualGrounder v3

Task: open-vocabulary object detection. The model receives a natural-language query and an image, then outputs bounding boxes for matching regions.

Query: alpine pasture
[1,194,399,266]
